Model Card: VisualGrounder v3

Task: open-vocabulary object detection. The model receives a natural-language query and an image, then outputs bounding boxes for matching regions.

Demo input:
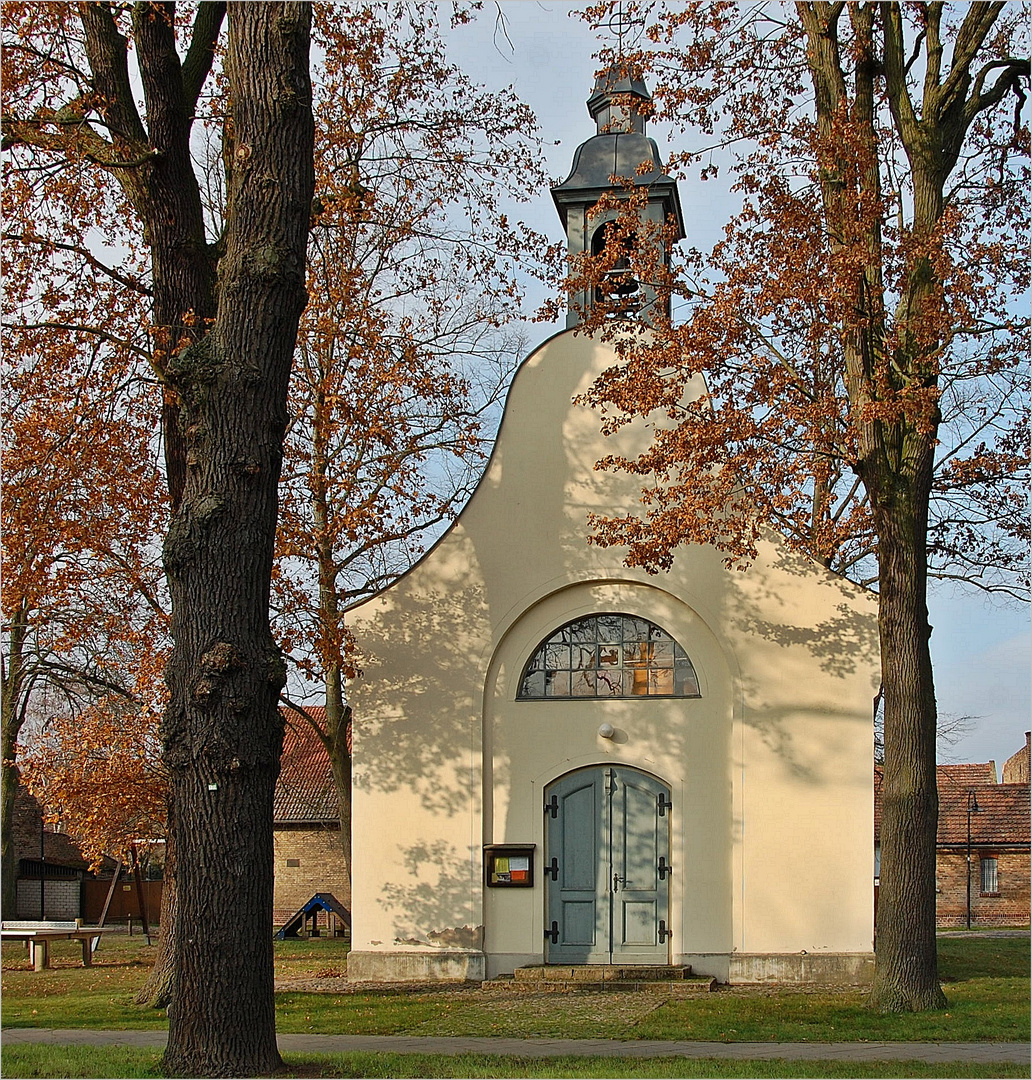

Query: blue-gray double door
[544,766,671,964]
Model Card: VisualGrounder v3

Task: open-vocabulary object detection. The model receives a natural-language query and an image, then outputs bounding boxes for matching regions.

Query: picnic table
[1,920,120,971]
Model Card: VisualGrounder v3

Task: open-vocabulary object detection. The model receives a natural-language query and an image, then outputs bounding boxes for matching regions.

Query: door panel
[546,770,608,962]
[561,784,597,893]
[610,769,669,963]
[545,766,670,964]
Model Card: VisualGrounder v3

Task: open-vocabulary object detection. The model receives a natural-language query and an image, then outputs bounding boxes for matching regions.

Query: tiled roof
[874,763,1030,846]
[274,709,341,824]
[14,786,93,870]
[937,783,1030,847]
[936,762,998,788]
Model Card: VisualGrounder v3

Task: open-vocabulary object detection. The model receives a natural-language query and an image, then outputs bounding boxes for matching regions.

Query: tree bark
[160,3,313,1076]
[868,439,947,1011]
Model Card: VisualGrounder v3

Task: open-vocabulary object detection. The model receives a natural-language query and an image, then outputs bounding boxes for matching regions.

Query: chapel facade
[346,71,879,985]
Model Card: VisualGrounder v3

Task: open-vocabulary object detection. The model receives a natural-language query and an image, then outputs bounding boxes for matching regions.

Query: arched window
[517,613,700,700]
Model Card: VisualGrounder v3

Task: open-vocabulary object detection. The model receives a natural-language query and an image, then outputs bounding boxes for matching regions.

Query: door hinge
[659,919,673,943]
[658,856,672,880]
[544,794,559,818]
[545,920,559,944]
[545,857,559,880]
[657,792,672,816]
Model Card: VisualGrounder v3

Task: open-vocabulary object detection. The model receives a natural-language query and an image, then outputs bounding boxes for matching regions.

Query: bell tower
[551,67,685,329]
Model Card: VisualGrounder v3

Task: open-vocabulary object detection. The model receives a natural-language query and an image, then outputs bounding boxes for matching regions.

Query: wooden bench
[1,920,119,971]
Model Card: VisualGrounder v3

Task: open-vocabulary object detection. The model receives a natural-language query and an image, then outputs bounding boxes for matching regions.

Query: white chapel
[346,70,879,986]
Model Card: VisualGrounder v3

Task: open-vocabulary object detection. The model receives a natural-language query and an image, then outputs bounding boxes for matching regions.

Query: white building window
[980,856,999,895]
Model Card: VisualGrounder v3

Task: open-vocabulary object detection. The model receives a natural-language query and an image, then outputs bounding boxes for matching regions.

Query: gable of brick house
[1003,731,1030,785]
[273,709,351,923]
[275,710,340,824]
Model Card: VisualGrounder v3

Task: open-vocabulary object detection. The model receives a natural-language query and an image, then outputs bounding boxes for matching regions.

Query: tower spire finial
[602,1,644,58]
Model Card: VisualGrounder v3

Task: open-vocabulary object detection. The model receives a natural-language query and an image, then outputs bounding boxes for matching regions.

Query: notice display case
[484,844,535,888]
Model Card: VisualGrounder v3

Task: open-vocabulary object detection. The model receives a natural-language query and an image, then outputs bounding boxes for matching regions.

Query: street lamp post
[966,790,981,931]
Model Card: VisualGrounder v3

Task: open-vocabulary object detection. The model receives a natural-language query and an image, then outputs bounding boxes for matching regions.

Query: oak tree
[569,1,1028,1011]
[3,2,314,1073]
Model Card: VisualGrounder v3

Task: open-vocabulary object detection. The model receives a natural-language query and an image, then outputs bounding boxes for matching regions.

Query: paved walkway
[3,1029,1029,1063]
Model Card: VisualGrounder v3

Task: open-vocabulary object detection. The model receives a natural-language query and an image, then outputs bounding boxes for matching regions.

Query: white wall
[348,330,877,981]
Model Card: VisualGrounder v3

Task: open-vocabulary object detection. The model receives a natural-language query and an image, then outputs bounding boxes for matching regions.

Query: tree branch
[77,2,148,146]
[4,320,154,365]
[181,2,227,114]
[2,232,152,296]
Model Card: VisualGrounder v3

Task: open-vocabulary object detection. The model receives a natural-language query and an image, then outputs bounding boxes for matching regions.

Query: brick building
[1002,731,1030,784]
[875,736,1031,929]
[10,785,96,919]
[273,711,350,927]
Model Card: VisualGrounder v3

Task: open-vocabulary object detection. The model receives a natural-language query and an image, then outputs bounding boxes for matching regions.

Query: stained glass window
[517,613,701,700]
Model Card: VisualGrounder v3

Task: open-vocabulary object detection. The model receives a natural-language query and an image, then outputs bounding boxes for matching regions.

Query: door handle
[613,874,627,892]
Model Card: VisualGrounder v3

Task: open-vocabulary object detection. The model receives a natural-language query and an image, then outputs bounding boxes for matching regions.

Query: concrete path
[2,1029,1029,1064]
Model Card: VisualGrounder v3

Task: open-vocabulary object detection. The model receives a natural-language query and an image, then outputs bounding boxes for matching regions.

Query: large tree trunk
[869,439,947,1011]
[160,4,313,1075]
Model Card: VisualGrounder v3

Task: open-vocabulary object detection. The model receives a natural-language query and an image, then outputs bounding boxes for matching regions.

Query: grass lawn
[1,931,1028,1045]
[2,1047,1029,1080]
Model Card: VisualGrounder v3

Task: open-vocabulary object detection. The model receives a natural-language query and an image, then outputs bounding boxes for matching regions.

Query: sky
[446,1,1030,774]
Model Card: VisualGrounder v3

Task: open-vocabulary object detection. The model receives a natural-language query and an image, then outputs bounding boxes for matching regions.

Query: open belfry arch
[346,67,879,985]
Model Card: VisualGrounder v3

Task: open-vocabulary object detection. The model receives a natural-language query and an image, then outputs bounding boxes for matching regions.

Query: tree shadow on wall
[723,544,880,782]
[350,580,490,818]
[379,840,483,948]
[728,541,880,679]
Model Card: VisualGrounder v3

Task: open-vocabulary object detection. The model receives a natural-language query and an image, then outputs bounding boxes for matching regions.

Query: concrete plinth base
[347,950,486,983]
[679,952,875,985]
[729,952,876,985]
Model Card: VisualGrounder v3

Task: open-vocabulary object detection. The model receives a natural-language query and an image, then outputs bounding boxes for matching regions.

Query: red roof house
[272,710,351,924]
[275,711,341,824]
[875,739,1031,928]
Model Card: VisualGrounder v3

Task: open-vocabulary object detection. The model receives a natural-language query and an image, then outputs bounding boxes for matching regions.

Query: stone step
[512,964,694,982]
[483,973,717,994]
